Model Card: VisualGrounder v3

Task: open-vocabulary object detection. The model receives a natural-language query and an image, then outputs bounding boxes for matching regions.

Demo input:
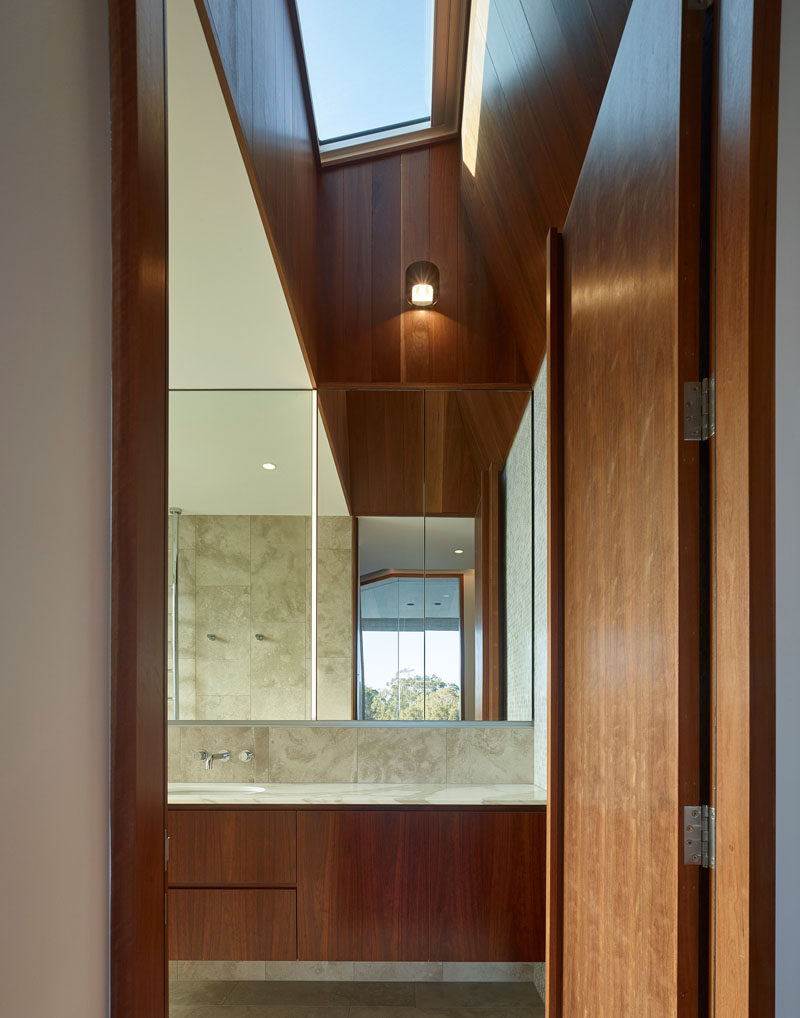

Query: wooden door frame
[545,2,780,1015]
[109,1,168,1017]
[108,0,779,1015]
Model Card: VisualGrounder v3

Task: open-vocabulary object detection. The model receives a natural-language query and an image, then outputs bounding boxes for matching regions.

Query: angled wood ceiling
[459,0,632,378]
[196,0,631,388]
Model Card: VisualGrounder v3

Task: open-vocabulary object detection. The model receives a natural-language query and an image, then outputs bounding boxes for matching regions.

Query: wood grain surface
[168,888,297,961]
[560,1,704,1014]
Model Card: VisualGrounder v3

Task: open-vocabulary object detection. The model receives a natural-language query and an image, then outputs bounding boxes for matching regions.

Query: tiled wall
[169,959,542,985]
[168,724,535,785]
[505,398,533,721]
[532,360,548,790]
[170,514,352,721]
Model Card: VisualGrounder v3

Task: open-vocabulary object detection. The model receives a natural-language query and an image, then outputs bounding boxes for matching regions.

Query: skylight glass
[296,0,435,148]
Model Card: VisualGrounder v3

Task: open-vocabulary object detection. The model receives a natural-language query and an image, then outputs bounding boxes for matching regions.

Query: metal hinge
[165,830,170,872]
[684,805,716,868]
[684,378,716,441]
[687,0,714,10]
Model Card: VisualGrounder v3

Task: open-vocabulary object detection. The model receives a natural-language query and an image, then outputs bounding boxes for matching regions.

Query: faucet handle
[239,750,254,762]
[196,750,209,762]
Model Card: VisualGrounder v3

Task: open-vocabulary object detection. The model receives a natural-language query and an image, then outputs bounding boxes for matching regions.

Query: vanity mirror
[168,387,538,723]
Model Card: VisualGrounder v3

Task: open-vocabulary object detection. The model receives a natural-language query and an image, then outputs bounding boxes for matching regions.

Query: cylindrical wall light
[405,260,440,307]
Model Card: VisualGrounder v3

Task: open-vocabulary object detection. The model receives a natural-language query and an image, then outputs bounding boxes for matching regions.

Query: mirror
[168,387,535,722]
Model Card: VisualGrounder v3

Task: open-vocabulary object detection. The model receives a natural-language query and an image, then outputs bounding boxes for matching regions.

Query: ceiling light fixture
[261,462,277,471]
[406,260,440,307]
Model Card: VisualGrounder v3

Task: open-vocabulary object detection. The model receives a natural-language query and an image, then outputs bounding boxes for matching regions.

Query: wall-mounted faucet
[196,750,230,771]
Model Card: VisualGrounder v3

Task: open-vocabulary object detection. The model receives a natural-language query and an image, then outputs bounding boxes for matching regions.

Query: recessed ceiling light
[454,548,464,554]
[261,462,277,471]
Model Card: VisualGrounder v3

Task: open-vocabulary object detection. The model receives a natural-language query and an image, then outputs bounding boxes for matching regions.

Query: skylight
[294,0,468,164]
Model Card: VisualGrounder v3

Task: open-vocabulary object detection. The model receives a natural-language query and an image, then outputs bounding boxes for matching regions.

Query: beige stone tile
[265,961,355,981]
[168,980,234,1005]
[251,516,307,622]
[251,620,307,720]
[349,1009,543,1018]
[225,981,414,1005]
[168,725,182,781]
[316,656,355,721]
[176,961,265,980]
[180,726,255,782]
[446,727,534,784]
[269,726,357,782]
[177,674,197,720]
[252,725,269,781]
[195,586,251,696]
[317,515,352,551]
[170,1008,349,1018]
[195,515,250,586]
[415,981,541,1008]
[196,694,251,721]
[441,962,538,983]
[357,727,446,783]
[353,961,443,982]
[168,960,178,979]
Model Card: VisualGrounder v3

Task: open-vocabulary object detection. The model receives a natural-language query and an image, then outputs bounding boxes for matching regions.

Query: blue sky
[296,0,435,141]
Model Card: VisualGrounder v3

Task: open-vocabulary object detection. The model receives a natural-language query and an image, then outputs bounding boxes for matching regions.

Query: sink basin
[168,782,266,795]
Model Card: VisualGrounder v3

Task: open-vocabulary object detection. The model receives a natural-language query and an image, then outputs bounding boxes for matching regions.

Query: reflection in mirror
[168,390,316,721]
[316,408,355,719]
[318,388,535,721]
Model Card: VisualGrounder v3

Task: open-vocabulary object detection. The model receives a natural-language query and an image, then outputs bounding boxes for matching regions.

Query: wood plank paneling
[168,810,296,886]
[197,0,320,379]
[109,1,168,1015]
[560,1,703,1014]
[297,811,430,961]
[459,0,633,377]
[713,0,780,1013]
[168,889,296,961]
[318,143,528,386]
[429,811,546,961]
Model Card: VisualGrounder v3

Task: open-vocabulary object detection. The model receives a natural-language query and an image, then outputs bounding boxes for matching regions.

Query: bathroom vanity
[167,787,546,965]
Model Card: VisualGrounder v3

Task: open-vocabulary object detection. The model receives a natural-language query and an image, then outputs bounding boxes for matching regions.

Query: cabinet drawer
[168,888,297,960]
[168,809,296,885]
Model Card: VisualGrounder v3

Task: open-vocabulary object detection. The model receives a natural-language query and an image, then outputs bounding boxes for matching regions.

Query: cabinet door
[297,811,429,961]
[168,809,296,885]
[429,811,546,962]
[168,888,296,960]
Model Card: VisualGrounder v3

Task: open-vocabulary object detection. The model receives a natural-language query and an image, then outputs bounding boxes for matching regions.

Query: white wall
[0,4,110,1017]
[776,2,800,1013]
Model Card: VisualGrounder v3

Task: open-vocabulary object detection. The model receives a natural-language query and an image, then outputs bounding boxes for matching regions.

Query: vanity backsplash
[168,724,535,786]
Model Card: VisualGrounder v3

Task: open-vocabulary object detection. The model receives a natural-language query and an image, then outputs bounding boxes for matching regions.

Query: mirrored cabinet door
[168,390,314,721]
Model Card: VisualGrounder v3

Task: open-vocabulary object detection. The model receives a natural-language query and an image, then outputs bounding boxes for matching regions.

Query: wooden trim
[544,227,564,1018]
[713,0,780,1013]
[109,1,168,1016]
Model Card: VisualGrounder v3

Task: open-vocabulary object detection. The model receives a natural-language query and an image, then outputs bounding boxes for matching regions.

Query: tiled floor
[169,980,545,1017]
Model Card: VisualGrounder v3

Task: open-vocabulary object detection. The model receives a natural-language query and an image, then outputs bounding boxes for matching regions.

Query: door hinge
[164,830,170,871]
[687,0,714,10]
[684,805,716,868]
[684,378,716,441]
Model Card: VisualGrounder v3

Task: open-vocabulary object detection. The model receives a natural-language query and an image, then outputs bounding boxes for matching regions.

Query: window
[294,0,469,164]
[360,573,463,720]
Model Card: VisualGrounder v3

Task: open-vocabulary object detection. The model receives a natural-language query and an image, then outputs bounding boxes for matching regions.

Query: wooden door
[558,0,706,1015]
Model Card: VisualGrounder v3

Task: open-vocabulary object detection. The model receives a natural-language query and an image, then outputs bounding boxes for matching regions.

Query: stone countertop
[167,782,547,807]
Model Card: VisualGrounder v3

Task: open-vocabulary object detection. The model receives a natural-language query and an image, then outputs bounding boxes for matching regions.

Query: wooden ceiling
[196,0,631,388]
[459,0,632,378]
[318,389,530,518]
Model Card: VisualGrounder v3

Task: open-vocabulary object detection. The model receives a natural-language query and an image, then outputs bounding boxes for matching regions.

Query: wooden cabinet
[167,805,545,963]
[297,811,429,961]
[169,889,296,961]
[429,811,546,961]
[168,809,296,886]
